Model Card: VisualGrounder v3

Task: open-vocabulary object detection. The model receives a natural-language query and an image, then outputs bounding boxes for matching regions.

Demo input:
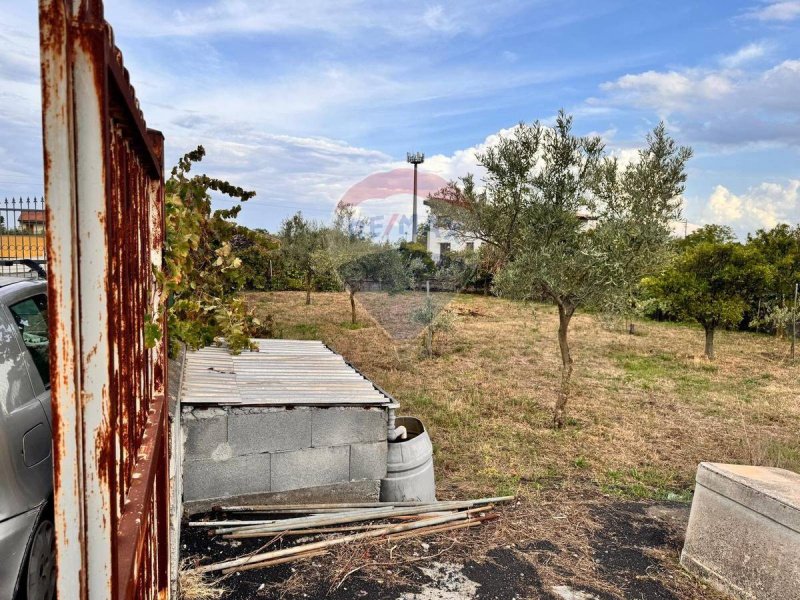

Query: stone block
[183,480,381,515]
[183,411,227,460]
[228,408,311,455]
[680,462,800,600]
[271,445,350,492]
[183,453,271,502]
[312,407,387,447]
[350,441,387,481]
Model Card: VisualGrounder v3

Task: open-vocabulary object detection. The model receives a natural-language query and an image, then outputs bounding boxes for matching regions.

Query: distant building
[17,210,46,234]
[422,197,482,263]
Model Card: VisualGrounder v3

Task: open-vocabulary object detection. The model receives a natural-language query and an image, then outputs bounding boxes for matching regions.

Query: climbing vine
[155,146,265,355]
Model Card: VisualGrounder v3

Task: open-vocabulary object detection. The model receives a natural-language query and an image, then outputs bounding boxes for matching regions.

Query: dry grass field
[233,290,800,598]
[248,290,800,502]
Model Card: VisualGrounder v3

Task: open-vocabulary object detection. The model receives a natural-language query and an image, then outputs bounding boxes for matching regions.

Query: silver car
[0,275,55,600]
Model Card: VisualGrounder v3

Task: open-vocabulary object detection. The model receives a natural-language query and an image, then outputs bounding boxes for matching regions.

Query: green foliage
[323,207,410,323]
[412,292,455,357]
[398,240,435,289]
[229,226,280,290]
[428,110,691,425]
[643,229,771,358]
[746,224,800,333]
[676,223,736,250]
[161,146,265,355]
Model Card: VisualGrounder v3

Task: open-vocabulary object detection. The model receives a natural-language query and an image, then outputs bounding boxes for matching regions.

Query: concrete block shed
[179,339,393,513]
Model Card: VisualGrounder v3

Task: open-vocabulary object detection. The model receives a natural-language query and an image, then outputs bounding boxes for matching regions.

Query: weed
[573,456,589,469]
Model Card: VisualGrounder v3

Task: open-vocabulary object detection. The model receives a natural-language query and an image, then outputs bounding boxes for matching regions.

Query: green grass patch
[761,439,800,472]
[600,467,693,502]
[573,456,590,469]
[613,351,713,396]
[340,321,366,330]
[277,323,320,340]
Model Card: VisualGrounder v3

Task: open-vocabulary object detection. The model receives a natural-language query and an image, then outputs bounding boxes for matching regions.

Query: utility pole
[792,282,798,361]
[407,152,425,243]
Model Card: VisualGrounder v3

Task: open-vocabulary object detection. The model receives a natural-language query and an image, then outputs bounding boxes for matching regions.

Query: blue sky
[1,0,799,238]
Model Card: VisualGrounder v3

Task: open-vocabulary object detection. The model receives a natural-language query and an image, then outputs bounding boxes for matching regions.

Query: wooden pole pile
[188,496,513,574]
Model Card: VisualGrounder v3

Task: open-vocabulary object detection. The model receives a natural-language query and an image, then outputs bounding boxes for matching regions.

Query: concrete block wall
[182,405,388,503]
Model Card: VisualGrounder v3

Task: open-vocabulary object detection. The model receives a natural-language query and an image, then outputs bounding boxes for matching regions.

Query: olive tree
[644,231,770,359]
[429,111,691,427]
[278,212,325,305]
[325,208,408,324]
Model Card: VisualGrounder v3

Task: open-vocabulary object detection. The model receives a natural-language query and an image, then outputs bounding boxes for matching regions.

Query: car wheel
[24,518,55,600]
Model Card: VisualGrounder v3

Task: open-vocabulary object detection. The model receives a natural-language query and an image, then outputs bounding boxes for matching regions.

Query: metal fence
[39,0,169,598]
[0,197,47,276]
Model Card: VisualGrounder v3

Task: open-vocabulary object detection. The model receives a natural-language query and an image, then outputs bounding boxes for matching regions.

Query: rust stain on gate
[39,1,169,597]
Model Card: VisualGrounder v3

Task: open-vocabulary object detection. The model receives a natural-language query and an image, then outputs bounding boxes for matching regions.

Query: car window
[0,311,36,412]
[8,295,50,388]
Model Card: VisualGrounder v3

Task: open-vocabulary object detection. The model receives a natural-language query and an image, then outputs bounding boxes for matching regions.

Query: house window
[439,242,451,257]
[465,242,474,252]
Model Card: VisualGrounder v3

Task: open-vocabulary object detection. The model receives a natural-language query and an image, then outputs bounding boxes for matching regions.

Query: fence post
[39,1,169,597]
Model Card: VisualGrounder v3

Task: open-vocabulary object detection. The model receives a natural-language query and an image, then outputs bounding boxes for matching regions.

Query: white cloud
[719,42,768,69]
[596,57,800,147]
[422,5,460,33]
[601,69,733,113]
[105,0,510,39]
[746,1,800,21]
[704,180,799,230]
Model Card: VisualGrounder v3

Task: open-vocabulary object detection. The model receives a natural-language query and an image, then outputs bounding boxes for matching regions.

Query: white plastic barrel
[380,416,436,502]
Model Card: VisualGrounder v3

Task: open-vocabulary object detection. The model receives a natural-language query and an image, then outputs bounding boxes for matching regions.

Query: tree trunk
[305,272,312,305]
[704,326,715,360]
[349,289,357,325]
[553,302,575,429]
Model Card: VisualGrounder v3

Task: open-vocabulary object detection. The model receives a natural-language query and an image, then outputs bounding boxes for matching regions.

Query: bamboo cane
[220,549,328,575]
[216,501,430,512]
[385,513,498,541]
[221,505,490,539]
[194,512,475,573]
[216,496,512,514]
[224,522,390,539]
[212,503,461,535]
[212,496,512,536]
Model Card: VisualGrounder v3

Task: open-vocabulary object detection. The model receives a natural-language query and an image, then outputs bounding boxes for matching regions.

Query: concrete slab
[183,453,271,502]
[350,440,388,481]
[271,445,350,492]
[228,407,311,455]
[183,480,380,516]
[183,411,227,459]
[311,407,387,447]
[681,462,800,600]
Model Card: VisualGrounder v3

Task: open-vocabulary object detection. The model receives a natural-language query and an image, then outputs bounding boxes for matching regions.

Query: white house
[425,223,482,263]
[422,197,482,263]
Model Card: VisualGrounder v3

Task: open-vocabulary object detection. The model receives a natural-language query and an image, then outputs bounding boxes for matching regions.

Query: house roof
[18,210,45,223]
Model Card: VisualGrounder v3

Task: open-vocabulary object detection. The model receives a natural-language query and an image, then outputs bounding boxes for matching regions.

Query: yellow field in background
[0,234,46,258]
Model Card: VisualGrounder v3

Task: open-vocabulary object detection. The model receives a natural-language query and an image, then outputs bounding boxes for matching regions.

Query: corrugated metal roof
[181,339,391,406]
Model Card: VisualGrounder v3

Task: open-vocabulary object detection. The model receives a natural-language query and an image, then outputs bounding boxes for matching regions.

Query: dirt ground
[183,290,800,599]
[182,491,725,599]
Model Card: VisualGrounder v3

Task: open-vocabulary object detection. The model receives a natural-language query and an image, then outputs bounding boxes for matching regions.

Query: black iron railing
[1,196,46,276]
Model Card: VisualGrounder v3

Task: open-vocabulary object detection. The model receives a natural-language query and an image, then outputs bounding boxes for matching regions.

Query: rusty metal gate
[39,0,169,597]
